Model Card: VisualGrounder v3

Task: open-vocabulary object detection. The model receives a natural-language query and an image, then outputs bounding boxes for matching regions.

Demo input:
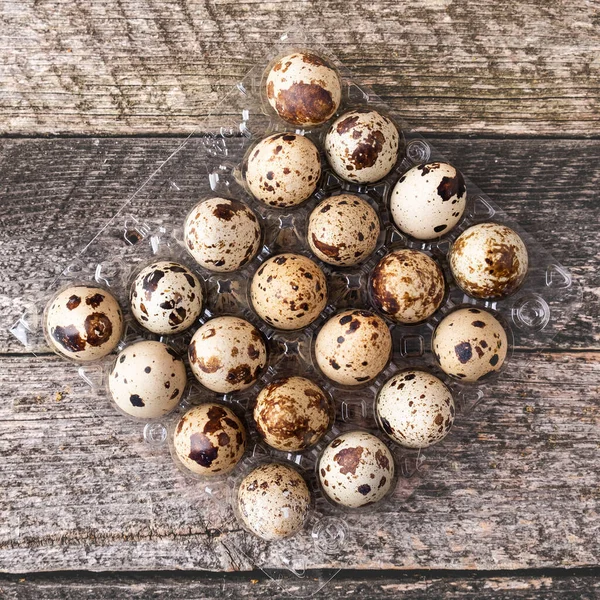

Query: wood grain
[1,0,599,136]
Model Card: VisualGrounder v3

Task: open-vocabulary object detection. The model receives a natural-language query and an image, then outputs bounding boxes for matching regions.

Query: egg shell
[450,222,529,299]
[184,198,261,273]
[237,463,311,540]
[244,133,321,208]
[173,403,247,476]
[188,316,267,393]
[376,370,455,449]
[130,261,202,335]
[318,430,394,508]
[254,376,332,452]
[307,194,380,267]
[315,309,392,386]
[325,109,400,183]
[266,52,342,127]
[251,253,327,330]
[109,340,186,419]
[370,249,445,324]
[432,307,508,382]
[391,162,467,240]
[45,285,123,362]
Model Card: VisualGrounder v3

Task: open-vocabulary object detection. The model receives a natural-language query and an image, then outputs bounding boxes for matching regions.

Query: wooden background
[1,0,599,597]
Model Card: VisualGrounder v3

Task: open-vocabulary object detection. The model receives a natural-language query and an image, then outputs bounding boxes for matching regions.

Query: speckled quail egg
[130,261,202,334]
[318,430,394,508]
[237,462,311,540]
[266,52,342,127]
[188,316,267,394]
[254,377,332,452]
[251,253,327,330]
[391,162,467,240]
[307,194,380,266]
[45,286,123,362]
[173,403,246,476]
[450,223,529,299]
[370,249,445,324]
[244,133,321,208]
[315,309,392,386]
[376,370,455,449]
[184,198,262,273]
[109,340,186,419]
[432,307,508,382]
[325,109,400,183]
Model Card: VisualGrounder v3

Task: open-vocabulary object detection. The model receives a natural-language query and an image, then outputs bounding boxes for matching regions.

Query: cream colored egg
[188,316,267,394]
[109,340,186,419]
[308,194,380,266]
[184,198,262,273]
[450,222,528,299]
[325,109,400,183]
[318,430,394,508]
[173,403,246,476]
[45,285,123,362]
[376,370,455,449]
[245,133,321,208]
[391,162,467,240]
[315,309,392,386]
[266,52,341,127]
[251,253,327,330]
[237,463,311,540]
[432,307,508,382]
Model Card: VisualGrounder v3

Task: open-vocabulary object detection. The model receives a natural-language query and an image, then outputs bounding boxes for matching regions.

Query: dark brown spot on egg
[437,171,466,202]
[170,388,180,400]
[311,233,340,259]
[434,224,447,233]
[66,295,81,310]
[168,307,187,326]
[129,394,144,407]
[300,52,326,67]
[378,476,387,489]
[375,449,390,470]
[274,83,335,126]
[85,293,105,308]
[472,320,486,328]
[334,446,364,475]
[345,319,361,334]
[217,431,230,447]
[490,354,500,366]
[329,358,341,370]
[248,344,260,360]
[84,313,113,346]
[417,163,440,176]
[336,115,360,135]
[434,413,444,426]
[144,366,151,373]
[226,364,254,385]
[357,484,371,495]
[142,269,164,298]
[454,342,473,364]
[52,324,86,353]
[196,355,222,373]
[339,314,353,325]
[189,432,218,468]
[350,130,385,170]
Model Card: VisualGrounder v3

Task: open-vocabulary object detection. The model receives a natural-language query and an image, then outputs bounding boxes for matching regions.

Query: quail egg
[251,253,327,330]
[370,249,445,324]
[45,286,123,362]
[376,370,455,449]
[325,109,400,183]
[173,403,247,476]
[188,316,267,393]
[450,222,529,299]
[315,309,392,386]
[244,133,321,208]
[184,198,262,273]
[432,307,508,382]
[308,194,380,266]
[391,162,467,240]
[109,340,186,419]
[254,377,332,452]
[130,261,202,334]
[318,430,394,508]
[266,52,342,127]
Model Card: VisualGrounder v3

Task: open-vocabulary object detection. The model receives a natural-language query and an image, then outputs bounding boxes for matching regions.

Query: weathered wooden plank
[1,351,598,573]
[1,0,599,136]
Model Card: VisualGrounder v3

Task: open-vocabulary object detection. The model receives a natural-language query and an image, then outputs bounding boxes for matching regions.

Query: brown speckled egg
[45,286,123,362]
[109,341,186,419]
[325,109,400,183]
[318,430,394,508]
[237,463,311,540]
[266,52,341,127]
[391,162,467,240]
[251,253,327,330]
[370,249,445,324]
[130,261,202,335]
[376,370,455,449]
[188,316,267,394]
[254,377,332,452]
[184,198,261,273]
[450,223,529,299]
[315,309,392,386]
[432,308,508,382]
[173,403,246,476]
[307,194,380,267]
[244,133,321,208]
